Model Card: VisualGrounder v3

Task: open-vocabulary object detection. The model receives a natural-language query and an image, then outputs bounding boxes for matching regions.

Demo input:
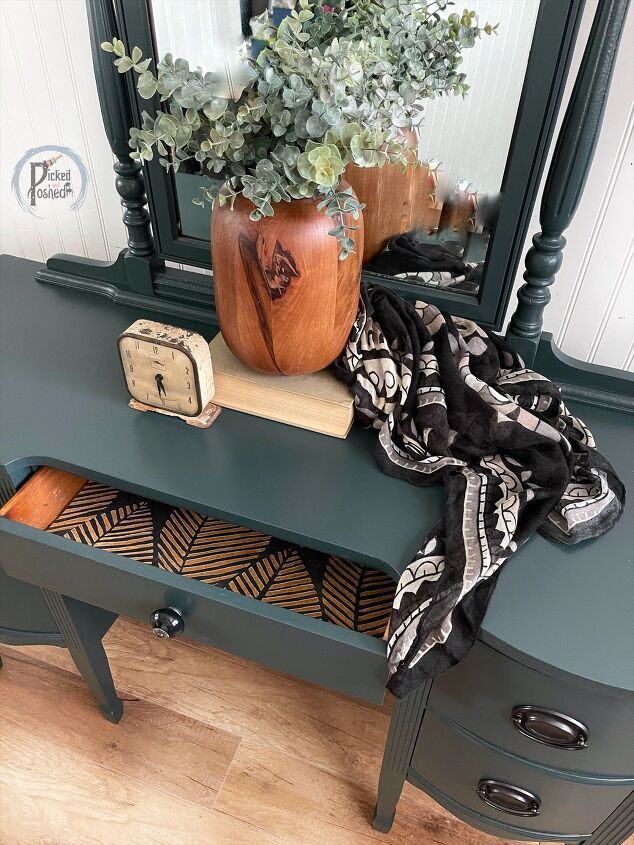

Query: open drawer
[0,468,392,703]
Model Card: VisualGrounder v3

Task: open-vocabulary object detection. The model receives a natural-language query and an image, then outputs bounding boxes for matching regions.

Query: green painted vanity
[2,0,634,840]
[1,255,633,843]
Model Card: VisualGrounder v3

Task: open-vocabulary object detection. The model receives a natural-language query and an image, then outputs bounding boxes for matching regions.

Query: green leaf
[134,58,151,74]
[174,124,192,147]
[113,38,125,58]
[116,56,134,73]
[137,71,157,99]
[203,97,228,121]
[100,41,114,53]
[131,46,142,65]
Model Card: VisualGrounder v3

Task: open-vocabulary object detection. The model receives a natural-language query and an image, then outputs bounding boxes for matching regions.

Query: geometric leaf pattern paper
[47,479,395,638]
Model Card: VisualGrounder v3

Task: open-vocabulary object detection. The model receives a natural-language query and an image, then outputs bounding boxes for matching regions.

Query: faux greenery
[102,0,493,258]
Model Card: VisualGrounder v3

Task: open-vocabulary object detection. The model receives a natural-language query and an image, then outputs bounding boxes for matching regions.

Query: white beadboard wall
[0,0,632,371]
[506,0,634,373]
[421,0,540,198]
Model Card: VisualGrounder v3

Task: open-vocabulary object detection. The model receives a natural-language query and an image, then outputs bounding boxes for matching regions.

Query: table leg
[373,681,431,832]
[42,589,123,723]
[581,792,634,845]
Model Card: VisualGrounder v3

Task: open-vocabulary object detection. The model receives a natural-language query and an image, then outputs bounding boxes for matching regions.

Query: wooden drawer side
[0,467,86,529]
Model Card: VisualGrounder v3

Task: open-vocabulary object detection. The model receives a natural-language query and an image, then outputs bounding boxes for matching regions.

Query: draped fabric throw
[365,232,482,295]
[334,286,625,698]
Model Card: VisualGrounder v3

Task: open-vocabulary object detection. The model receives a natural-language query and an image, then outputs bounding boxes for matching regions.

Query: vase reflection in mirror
[141,0,540,372]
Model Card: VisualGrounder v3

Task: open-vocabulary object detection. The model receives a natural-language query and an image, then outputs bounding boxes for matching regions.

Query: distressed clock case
[118,319,220,426]
[1,1,633,843]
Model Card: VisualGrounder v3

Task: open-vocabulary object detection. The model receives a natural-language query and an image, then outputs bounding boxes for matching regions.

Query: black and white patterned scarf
[365,233,482,294]
[334,286,625,698]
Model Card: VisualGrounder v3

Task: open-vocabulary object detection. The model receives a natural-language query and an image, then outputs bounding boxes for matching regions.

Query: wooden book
[209,334,354,438]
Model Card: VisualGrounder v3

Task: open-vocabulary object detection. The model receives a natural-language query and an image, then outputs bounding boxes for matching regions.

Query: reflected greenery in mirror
[102,0,493,258]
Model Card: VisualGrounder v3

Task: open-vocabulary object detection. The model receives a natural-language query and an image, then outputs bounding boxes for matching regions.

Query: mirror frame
[115,0,583,329]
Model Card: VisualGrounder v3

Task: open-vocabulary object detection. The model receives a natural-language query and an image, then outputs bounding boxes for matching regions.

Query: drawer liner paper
[46,479,395,638]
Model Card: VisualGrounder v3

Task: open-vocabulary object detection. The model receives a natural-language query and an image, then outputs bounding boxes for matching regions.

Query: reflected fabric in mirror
[150,0,539,298]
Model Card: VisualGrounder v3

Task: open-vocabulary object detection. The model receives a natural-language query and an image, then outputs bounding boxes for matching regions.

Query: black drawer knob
[149,608,185,639]
[477,780,540,817]
[511,705,588,750]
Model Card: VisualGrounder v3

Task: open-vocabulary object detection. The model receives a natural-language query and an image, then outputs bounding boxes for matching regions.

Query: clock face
[118,334,201,416]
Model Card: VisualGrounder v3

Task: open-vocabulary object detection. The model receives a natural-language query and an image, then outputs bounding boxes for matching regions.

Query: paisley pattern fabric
[335,286,625,697]
[47,481,395,637]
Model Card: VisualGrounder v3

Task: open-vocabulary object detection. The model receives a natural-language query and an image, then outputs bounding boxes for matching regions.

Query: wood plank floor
[0,618,579,845]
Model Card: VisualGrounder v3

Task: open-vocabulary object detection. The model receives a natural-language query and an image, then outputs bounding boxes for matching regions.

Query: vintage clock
[117,319,220,428]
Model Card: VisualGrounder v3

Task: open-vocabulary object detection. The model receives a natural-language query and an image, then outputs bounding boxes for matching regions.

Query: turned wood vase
[211,188,363,375]
[345,132,439,264]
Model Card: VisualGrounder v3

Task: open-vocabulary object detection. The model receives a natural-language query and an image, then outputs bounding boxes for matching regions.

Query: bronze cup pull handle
[511,705,588,750]
[477,780,540,817]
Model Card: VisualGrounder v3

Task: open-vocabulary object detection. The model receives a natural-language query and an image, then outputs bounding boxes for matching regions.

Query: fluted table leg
[373,682,431,832]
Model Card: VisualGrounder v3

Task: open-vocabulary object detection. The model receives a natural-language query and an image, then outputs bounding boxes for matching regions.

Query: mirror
[149,0,540,300]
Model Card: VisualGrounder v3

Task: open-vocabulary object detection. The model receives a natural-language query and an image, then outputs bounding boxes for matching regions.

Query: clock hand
[155,372,167,399]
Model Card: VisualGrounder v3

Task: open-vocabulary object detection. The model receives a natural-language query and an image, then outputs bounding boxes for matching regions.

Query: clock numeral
[132,379,136,387]
[188,396,192,404]
[135,340,139,350]
[185,366,190,375]
[153,345,159,354]
[129,364,134,372]
[172,351,175,359]
[187,381,191,389]
[146,393,150,401]
[125,350,131,359]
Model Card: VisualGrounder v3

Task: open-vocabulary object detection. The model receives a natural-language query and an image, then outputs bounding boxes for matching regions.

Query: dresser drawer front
[0,519,387,703]
[428,642,634,779]
[410,711,631,837]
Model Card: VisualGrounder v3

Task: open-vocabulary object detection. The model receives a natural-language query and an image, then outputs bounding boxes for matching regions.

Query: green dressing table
[2,0,634,840]
[1,255,633,844]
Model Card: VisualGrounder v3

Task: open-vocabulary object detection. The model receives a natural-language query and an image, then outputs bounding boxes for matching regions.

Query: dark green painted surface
[41,589,123,722]
[2,255,633,694]
[409,711,631,837]
[406,769,584,843]
[479,396,634,695]
[1,256,443,581]
[535,333,634,412]
[0,567,57,635]
[0,520,387,704]
[427,642,634,780]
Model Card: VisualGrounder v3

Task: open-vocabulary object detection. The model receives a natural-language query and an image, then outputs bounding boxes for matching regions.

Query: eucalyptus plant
[296,0,497,133]
[102,0,493,258]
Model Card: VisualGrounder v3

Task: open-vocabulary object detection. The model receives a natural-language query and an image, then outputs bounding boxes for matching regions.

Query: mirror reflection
[150,0,540,297]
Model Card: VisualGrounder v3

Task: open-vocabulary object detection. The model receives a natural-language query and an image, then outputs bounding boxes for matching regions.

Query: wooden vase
[211,187,363,375]
[344,132,440,264]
